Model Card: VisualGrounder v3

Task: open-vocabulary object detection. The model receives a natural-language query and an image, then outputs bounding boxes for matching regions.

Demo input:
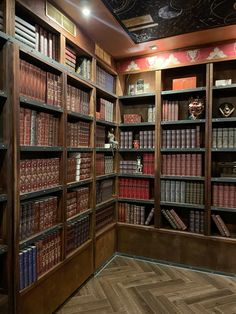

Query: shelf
[161,87,206,95]
[20,186,63,201]
[211,206,236,213]
[96,173,116,181]
[119,92,156,99]
[95,84,117,99]
[67,147,93,152]
[118,173,154,179]
[161,119,205,126]
[20,146,63,152]
[67,208,93,224]
[118,198,154,204]
[65,68,94,87]
[161,175,204,181]
[19,223,63,249]
[0,143,7,150]
[119,148,155,152]
[213,84,236,91]
[120,122,155,128]
[211,177,236,183]
[67,111,93,121]
[117,222,155,231]
[0,294,8,307]
[0,244,8,255]
[95,147,114,152]
[161,148,205,153]
[66,239,92,260]
[96,198,116,210]
[0,90,7,99]
[212,148,236,152]
[159,228,205,238]
[212,117,236,124]
[0,30,11,42]
[160,201,205,209]
[95,222,116,238]
[67,178,92,189]
[0,194,7,202]
[96,119,117,127]
[20,96,63,114]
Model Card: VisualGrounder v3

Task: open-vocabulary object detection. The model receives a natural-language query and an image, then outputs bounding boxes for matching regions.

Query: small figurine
[188,97,204,120]
[107,128,118,150]
[135,156,143,173]
[219,102,234,118]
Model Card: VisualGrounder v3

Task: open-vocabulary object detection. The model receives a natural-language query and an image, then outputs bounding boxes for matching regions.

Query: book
[145,208,154,225]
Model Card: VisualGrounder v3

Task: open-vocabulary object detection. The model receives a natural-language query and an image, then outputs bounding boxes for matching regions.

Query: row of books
[162,126,201,149]
[67,121,90,147]
[20,108,59,146]
[161,154,203,176]
[147,105,156,123]
[118,203,155,226]
[95,206,114,232]
[20,158,60,194]
[161,180,204,205]
[20,196,58,241]
[143,153,155,174]
[96,154,114,176]
[96,125,106,147]
[119,155,155,175]
[162,100,178,121]
[162,208,187,231]
[189,210,204,234]
[67,153,92,183]
[96,98,114,122]
[66,215,90,254]
[212,127,236,148]
[20,60,62,107]
[119,178,150,199]
[65,46,91,80]
[212,214,230,237]
[96,179,113,204]
[96,65,115,94]
[212,183,236,208]
[120,131,133,149]
[139,130,155,149]
[19,231,61,290]
[119,160,138,174]
[67,84,90,115]
[15,16,58,60]
[66,187,89,219]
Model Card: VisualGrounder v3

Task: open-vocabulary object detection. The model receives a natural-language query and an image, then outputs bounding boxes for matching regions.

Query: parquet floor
[56,255,236,313]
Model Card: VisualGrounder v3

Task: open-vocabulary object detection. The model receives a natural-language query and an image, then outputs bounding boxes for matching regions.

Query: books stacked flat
[15,15,36,49]
[65,46,76,72]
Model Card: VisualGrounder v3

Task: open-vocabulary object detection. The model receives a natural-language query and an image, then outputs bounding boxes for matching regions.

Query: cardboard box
[172,77,197,90]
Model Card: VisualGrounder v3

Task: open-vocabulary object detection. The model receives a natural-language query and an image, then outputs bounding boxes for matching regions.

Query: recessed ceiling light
[150,45,157,50]
[82,7,91,16]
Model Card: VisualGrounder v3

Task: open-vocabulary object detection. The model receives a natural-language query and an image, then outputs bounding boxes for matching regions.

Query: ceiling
[54,0,236,59]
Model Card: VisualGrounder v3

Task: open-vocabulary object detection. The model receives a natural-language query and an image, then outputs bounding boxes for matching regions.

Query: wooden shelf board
[212,148,236,152]
[95,222,116,238]
[67,178,92,189]
[20,96,63,113]
[119,148,155,152]
[67,111,93,121]
[213,84,236,91]
[96,173,116,181]
[0,143,7,150]
[118,198,154,204]
[67,209,93,224]
[0,294,8,307]
[96,198,116,210]
[161,119,205,125]
[211,177,236,183]
[209,235,236,243]
[161,148,205,152]
[67,147,93,152]
[119,122,155,127]
[19,223,63,249]
[161,86,206,95]
[95,148,114,152]
[0,244,8,255]
[0,30,10,42]
[20,146,63,152]
[95,84,117,99]
[96,119,117,127]
[117,222,155,231]
[64,67,94,87]
[160,201,205,209]
[0,194,7,202]
[211,206,236,213]
[20,186,63,201]
[212,117,236,123]
[119,92,156,99]
[158,227,205,238]
[66,239,92,261]
[118,173,154,179]
[161,175,204,181]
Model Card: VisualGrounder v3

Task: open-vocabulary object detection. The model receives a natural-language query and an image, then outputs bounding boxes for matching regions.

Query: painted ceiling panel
[101,0,236,43]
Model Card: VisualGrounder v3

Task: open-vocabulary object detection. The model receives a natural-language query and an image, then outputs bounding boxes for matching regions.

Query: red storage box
[123,114,142,123]
[172,77,197,90]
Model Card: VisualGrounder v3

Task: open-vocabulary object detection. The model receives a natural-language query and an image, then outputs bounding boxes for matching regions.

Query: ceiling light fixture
[82,7,91,16]
[150,45,157,50]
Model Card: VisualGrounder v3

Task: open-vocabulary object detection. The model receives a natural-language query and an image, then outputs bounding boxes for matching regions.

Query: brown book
[170,209,187,230]
[211,214,225,237]
[215,214,230,237]
[161,209,177,229]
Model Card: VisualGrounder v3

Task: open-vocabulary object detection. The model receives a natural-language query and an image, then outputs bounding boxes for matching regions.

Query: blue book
[19,251,25,290]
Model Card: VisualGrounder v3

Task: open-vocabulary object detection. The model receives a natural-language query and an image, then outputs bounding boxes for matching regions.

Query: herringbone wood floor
[56,256,236,313]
